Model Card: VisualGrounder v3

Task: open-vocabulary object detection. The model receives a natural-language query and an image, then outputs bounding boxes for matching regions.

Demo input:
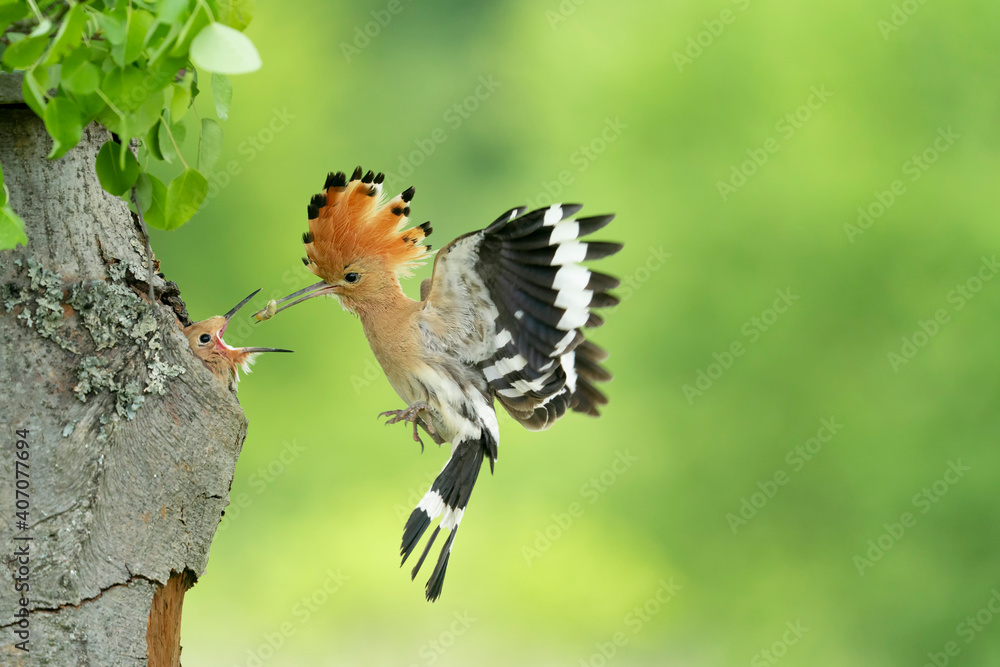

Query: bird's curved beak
[252,280,335,322]
[239,347,294,354]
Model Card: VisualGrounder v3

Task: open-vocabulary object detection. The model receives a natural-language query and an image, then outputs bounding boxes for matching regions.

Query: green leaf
[29,18,53,38]
[101,7,128,45]
[126,90,166,137]
[112,8,156,66]
[61,46,91,74]
[189,23,261,75]
[95,140,139,196]
[43,97,83,160]
[0,1,30,35]
[217,0,255,31]
[0,158,6,206]
[101,65,147,110]
[158,0,190,24]
[100,89,163,150]
[198,118,222,172]
[88,39,111,60]
[0,205,28,249]
[143,20,173,55]
[61,48,102,96]
[3,35,49,68]
[62,62,101,96]
[171,118,187,145]
[139,173,169,230]
[163,168,207,230]
[168,81,191,120]
[101,65,169,113]
[70,91,106,124]
[127,9,156,64]
[44,61,62,93]
[145,121,164,160]
[170,4,210,58]
[28,19,55,37]
[45,4,88,65]
[148,53,187,87]
[134,171,153,211]
[21,69,47,117]
[157,119,177,164]
[211,73,231,120]
[156,112,186,164]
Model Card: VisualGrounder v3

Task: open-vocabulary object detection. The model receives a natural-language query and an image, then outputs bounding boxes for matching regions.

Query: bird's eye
[344,272,360,284]
[199,333,211,344]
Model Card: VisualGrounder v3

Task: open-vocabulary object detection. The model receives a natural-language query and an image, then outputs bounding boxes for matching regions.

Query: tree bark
[0,94,247,664]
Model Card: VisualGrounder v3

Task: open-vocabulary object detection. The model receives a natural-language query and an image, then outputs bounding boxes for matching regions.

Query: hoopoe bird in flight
[183,289,292,390]
[256,167,621,600]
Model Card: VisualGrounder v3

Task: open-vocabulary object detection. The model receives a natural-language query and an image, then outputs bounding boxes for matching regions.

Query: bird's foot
[379,402,437,451]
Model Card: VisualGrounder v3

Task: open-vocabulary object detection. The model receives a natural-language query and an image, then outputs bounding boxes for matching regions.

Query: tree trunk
[0,83,247,665]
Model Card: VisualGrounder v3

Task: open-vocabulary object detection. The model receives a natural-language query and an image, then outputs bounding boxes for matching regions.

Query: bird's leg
[379,402,437,451]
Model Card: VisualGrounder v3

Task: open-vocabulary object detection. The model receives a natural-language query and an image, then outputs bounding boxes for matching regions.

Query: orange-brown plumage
[305,168,432,284]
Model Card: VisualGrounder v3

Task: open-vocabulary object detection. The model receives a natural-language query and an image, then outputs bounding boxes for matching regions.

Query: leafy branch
[0,0,261,250]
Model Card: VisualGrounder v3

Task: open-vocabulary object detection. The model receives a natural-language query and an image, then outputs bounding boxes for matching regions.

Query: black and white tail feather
[402,203,620,601]
[401,425,497,601]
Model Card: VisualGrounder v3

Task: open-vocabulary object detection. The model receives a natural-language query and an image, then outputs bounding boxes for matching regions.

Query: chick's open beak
[224,289,263,324]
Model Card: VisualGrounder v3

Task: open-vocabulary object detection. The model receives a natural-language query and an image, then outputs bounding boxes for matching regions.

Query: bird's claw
[379,402,436,452]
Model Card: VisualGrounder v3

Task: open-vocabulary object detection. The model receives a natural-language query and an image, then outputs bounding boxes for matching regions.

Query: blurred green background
[150,1,1000,665]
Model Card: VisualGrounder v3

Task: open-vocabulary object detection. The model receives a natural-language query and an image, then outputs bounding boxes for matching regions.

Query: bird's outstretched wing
[422,204,622,429]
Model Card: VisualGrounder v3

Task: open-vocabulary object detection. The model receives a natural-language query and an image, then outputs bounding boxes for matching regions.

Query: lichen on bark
[1,89,248,666]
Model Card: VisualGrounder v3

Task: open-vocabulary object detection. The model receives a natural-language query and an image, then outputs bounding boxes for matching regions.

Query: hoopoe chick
[184,289,292,390]
[257,166,622,601]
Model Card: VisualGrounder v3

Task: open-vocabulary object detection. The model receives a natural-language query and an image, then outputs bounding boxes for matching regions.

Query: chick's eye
[344,272,360,284]
[199,333,211,344]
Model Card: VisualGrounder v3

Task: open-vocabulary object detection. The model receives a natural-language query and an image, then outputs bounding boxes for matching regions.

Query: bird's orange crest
[303,167,433,280]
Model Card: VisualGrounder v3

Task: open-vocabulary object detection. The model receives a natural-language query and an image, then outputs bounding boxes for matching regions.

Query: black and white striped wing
[427,204,621,430]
